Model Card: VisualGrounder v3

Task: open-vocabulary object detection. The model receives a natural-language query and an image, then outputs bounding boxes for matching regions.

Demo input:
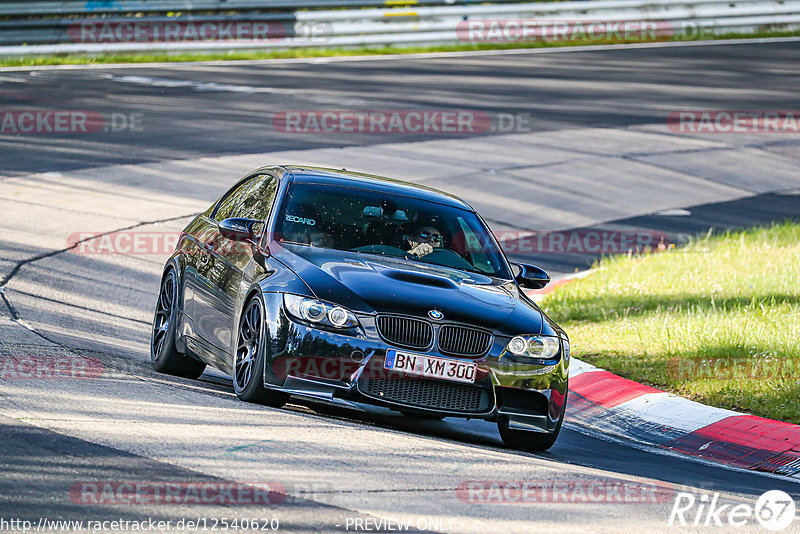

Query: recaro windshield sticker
[285,214,316,226]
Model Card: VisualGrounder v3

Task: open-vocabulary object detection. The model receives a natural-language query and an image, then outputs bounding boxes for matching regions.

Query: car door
[192,175,257,357]
[194,173,279,358]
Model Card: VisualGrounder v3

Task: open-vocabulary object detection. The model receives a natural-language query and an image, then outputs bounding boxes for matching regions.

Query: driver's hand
[409,243,434,257]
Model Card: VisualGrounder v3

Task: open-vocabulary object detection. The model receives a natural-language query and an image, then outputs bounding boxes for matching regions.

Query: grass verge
[542,222,800,424]
[1,29,800,68]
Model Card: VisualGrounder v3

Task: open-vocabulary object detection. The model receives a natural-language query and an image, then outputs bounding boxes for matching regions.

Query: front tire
[498,390,567,452]
[233,296,289,408]
[151,268,206,379]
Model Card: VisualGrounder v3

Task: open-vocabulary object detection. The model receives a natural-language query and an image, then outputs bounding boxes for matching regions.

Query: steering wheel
[414,248,474,270]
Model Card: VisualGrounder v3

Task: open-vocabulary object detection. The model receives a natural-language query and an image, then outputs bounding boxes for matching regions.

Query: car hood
[273,244,544,333]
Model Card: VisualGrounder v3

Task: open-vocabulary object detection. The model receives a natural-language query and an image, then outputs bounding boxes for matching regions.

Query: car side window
[237,174,279,222]
[212,176,258,221]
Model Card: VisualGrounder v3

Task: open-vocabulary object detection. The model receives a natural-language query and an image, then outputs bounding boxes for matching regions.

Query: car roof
[272,166,474,211]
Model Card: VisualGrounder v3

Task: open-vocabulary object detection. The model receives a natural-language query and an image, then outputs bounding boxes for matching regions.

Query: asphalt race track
[2,39,800,175]
[1,40,800,533]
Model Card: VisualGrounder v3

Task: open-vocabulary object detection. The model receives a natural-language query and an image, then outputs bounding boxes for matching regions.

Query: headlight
[508,336,528,356]
[327,306,350,327]
[503,335,561,362]
[283,294,360,329]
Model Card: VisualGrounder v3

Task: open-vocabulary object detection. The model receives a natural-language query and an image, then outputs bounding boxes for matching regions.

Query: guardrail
[0,0,798,55]
[0,0,519,17]
[0,0,518,16]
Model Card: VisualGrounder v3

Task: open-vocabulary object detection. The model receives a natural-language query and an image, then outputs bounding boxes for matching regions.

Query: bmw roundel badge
[428,309,444,320]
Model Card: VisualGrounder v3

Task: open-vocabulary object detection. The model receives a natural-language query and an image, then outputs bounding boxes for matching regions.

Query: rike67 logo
[669,490,796,531]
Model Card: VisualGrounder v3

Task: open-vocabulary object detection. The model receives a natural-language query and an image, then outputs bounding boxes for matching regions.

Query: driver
[403,225,444,258]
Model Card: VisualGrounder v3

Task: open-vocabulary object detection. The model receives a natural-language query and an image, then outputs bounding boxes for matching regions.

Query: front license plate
[384,349,476,384]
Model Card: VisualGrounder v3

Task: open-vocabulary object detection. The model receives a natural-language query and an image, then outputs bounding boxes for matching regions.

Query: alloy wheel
[235,298,262,390]
[152,271,175,361]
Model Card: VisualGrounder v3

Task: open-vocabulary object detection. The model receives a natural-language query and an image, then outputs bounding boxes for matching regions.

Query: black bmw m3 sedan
[151,166,570,451]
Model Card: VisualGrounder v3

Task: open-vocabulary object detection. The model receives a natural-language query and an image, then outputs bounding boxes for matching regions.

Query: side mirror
[218,218,263,245]
[511,263,550,289]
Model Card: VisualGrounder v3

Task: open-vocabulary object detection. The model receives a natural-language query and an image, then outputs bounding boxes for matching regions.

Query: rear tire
[233,296,289,408]
[498,390,567,452]
[151,268,206,379]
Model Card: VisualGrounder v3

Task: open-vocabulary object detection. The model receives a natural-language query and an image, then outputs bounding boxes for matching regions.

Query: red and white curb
[567,358,800,479]
[526,270,800,480]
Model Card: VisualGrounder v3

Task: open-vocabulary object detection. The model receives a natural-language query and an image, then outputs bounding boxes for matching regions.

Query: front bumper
[262,294,569,433]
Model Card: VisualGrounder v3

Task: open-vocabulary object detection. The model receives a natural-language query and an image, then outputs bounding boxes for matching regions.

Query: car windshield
[273,182,511,278]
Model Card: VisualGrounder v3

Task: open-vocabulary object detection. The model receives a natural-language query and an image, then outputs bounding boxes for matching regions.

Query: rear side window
[237,174,279,221]
[212,176,257,221]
